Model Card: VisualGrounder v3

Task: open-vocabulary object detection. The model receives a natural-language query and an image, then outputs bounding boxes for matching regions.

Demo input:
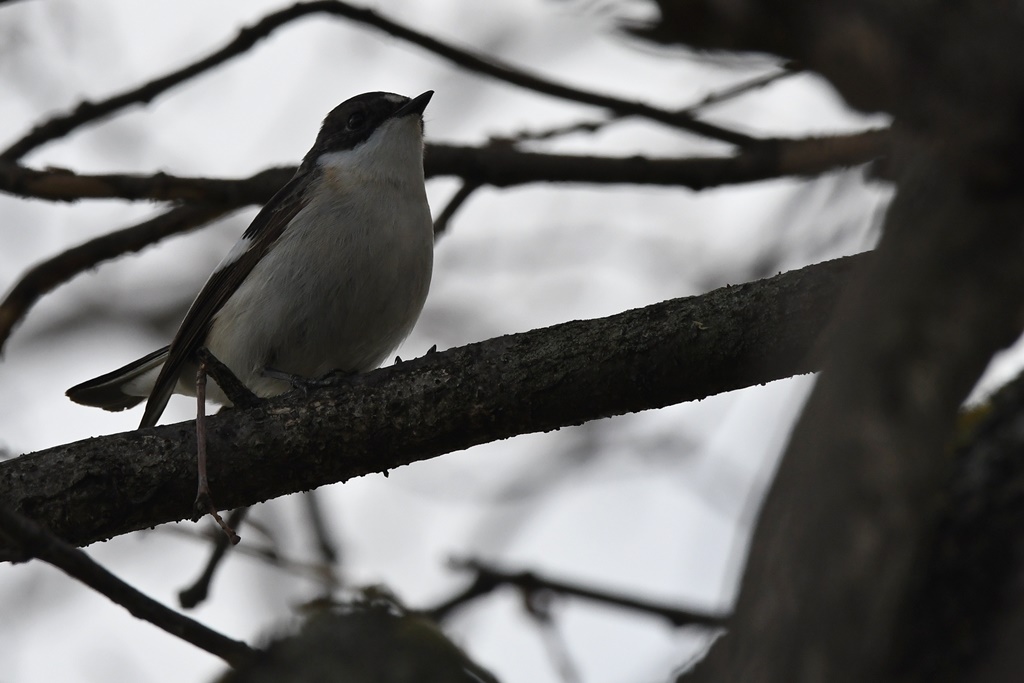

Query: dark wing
[138,168,318,428]
[66,345,170,411]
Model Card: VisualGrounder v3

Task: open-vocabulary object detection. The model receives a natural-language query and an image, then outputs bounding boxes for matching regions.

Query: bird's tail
[66,346,169,412]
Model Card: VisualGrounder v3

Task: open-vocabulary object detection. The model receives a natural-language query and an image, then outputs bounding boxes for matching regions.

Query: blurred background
[0,1,902,681]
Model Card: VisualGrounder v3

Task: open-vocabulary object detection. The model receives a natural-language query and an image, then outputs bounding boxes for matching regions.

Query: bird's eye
[346,111,367,130]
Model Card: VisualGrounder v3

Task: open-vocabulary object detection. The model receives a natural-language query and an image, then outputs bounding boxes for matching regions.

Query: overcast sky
[0,2,910,682]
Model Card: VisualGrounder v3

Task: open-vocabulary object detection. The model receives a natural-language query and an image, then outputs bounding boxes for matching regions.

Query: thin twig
[0,504,255,667]
[162,524,342,587]
[302,491,341,567]
[432,181,481,236]
[496,62,802,145]
[294,1,757,145]
[688,62,801,111]
[425,558,728,628]
[0,0,753,162]
[1,3,322,161]
[178,507,250,609]
[0,204,234,354]
[532,610,584,683]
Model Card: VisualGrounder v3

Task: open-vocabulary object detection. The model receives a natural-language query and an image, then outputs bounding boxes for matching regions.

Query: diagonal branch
[426,558,727,627]
[0,504,255,667]
[0,204,235,354]
[0,0,753,162]
[496,62,802,145]
[0,254,864,553]
[432,180,481,236]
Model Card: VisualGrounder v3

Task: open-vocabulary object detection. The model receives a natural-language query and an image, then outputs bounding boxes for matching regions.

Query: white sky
[0,1,938,682]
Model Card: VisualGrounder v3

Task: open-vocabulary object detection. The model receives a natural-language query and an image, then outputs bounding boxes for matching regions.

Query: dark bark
[643,2,1024,682]
[0,254,862,554]
[0,131,887,203]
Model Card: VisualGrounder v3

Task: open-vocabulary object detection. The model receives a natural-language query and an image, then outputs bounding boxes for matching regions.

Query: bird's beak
[395,90,433,118]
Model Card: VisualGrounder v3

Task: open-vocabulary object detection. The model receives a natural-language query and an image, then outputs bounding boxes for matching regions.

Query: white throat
[317,116,425,185]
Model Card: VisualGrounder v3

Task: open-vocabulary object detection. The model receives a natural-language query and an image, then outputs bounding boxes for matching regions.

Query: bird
[67,90,436,538]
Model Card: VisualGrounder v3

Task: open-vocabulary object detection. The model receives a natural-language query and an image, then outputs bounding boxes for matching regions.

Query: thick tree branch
[886,369,1024,682]
[672,3,1024,683]
[0,254,864,554]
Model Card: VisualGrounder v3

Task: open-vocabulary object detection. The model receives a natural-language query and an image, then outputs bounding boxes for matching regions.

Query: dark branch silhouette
[0,504,255,667]
[0,131,888,204]
[0,130,885,354]
[0,163,290,204]
[432,181,481,236]
[178,507,250,610]
[497,62,801,145]
[0,204,235,354]
[0,0,753,163]
[427,558,727,627]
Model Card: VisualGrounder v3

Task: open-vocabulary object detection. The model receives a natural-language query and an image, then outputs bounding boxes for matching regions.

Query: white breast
[204,117,433,397]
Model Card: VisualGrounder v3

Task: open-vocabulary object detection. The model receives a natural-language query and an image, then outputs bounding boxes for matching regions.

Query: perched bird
[67,91,435,536]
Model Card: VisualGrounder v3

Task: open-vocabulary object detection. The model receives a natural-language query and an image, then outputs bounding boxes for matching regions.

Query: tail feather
[66,346,169,412]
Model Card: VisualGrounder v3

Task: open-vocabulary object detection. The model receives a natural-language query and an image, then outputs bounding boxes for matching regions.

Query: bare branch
[496,64,801,144]
[0,129,884,354]
[0,204,234,354]
[0,0,754,162]
[428,132,887,188]
[0,131,889,204]
[0,504,255,667]
[690,62,802,110]
[0,162,289,203]
[432,181,481,236]
[302,491,341,568]
[2,2,324,161]
[178,507,250,610]
[0,254,863,551]
[426,558,727,628]
[163,523,341,588]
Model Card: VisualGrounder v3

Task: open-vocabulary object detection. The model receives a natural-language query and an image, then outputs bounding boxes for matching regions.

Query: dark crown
[307,91,432,159]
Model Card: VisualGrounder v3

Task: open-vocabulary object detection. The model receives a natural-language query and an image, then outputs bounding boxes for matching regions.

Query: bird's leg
[197,347,259,409]
[261,367,353,397]
[194,358,240,545]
